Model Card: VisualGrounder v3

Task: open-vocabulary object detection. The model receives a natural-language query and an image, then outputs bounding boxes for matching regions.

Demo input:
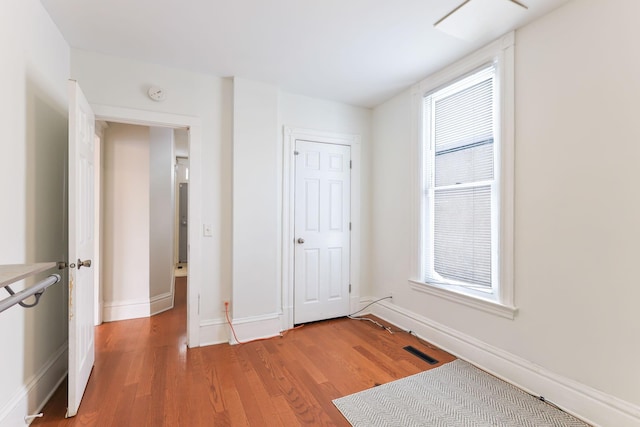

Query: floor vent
[403,345,438,365]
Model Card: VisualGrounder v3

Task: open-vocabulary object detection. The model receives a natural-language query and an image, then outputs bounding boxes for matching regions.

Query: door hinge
[349,284,352,293]
[349,222,352,231]
[350,160,352,169]
[294,151,299,155]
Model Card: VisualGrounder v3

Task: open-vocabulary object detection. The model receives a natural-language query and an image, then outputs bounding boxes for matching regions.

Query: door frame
[281,127,361,330]
[92,104,202,347]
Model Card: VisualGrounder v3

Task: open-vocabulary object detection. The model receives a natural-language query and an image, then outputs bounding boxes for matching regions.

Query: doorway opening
[94,123,189,325]
[93,105,202,347]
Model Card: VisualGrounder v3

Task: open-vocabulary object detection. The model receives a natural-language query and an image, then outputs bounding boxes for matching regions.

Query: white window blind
[424,64,496,290]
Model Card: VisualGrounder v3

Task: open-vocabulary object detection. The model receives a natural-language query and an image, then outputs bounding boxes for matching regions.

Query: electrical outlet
[223,300,230,312]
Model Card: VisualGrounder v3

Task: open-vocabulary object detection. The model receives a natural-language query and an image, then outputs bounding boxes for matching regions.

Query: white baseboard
[104,289,175,321]
[199,318,229,346]
[0,342,68,427]
[229,313,282,344]
[103,298,150,321]
[369,299,640,427]
[150,291,173,316]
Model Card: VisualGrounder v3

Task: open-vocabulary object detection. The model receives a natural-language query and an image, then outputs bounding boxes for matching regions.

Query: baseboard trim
[103,298,150,321]
[199,313,284,347]
[0,342,68,426]
[150,291,173,316]
[369,299,640,427]
[229,313,281,344]
[199,319,228,346]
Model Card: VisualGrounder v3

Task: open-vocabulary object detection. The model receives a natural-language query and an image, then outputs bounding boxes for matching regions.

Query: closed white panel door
[294,141,351,324]
[67,80,96,417]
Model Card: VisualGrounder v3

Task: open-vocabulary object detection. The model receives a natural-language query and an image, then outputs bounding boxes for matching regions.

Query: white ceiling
[40,0,570,108]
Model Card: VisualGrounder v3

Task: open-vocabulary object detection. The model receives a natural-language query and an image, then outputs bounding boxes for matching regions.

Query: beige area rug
[333,359,589,427]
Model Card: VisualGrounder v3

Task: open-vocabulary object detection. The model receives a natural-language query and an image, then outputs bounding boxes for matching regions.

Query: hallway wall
[149,127,175,314]
[102,123,150,319]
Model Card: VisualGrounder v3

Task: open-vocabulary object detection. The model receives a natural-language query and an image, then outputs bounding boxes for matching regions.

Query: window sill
[408,280,518,319]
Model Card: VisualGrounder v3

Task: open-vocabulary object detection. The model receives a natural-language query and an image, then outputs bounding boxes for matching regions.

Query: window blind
[425,64,495,288]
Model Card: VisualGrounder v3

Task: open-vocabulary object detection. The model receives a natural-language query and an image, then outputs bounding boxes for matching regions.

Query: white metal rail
[0,263,62,314]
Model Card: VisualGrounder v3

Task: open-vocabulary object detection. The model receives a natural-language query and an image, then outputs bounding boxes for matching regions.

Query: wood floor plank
[34,277,454,426]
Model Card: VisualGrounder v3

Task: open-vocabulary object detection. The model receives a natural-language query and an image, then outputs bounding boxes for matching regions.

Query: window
[410,33,516,318]
[424,64,496,292]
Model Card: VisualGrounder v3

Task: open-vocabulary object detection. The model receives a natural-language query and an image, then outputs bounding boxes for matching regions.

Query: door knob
[77,259,92,269]
[297,238,305,244]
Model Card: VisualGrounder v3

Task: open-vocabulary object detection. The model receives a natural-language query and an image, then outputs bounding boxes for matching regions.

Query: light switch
[203,224,213,237]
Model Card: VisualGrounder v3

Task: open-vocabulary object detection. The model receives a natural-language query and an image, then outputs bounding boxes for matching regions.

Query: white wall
[370,0,640,423]
[102,123,150,319]
[232,78,280,324]
[149,127,175,313]
[513,0,640,403]
[0,0,70,425]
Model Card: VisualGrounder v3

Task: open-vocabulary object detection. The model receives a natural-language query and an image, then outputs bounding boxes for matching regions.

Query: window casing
[410,33,516,319]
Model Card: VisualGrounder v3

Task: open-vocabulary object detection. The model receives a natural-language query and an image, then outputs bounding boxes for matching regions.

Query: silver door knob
[297,238,305,244]
[77,259,92,269]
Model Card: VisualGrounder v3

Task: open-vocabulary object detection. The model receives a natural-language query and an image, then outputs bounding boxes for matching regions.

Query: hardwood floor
[34,278,454,426]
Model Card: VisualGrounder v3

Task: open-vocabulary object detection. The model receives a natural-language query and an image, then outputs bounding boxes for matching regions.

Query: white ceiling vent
[434,0,528,41]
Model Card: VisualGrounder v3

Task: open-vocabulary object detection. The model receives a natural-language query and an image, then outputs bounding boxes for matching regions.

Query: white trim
[409,280,517,319]
[91,104,201,347]
[281,127,361,328]
[102,298,150,321]
[103,290,175,321]
[150,291,174,316]
[0,343,68,426]
[410,32,516,314]
[199,319,229,346]
[367,299,640,427]
[229,313,282,344]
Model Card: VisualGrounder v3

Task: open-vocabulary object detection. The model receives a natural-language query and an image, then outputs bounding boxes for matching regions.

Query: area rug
[333,359,588,427]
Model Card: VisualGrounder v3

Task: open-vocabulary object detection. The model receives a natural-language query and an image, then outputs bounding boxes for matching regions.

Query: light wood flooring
[34,278,454,426]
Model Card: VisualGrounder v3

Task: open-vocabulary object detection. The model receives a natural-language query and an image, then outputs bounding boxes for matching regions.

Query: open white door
[67,80,96,417]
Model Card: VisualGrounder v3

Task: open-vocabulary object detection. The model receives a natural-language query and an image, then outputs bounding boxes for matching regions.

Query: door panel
[294,141,350,324]
[67,80,95,417]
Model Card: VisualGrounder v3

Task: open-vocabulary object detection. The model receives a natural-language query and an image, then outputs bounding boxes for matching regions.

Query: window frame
[409,32,517,319]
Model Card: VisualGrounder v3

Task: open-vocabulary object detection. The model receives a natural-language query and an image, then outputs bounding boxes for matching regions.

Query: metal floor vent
[403,345,439,365]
